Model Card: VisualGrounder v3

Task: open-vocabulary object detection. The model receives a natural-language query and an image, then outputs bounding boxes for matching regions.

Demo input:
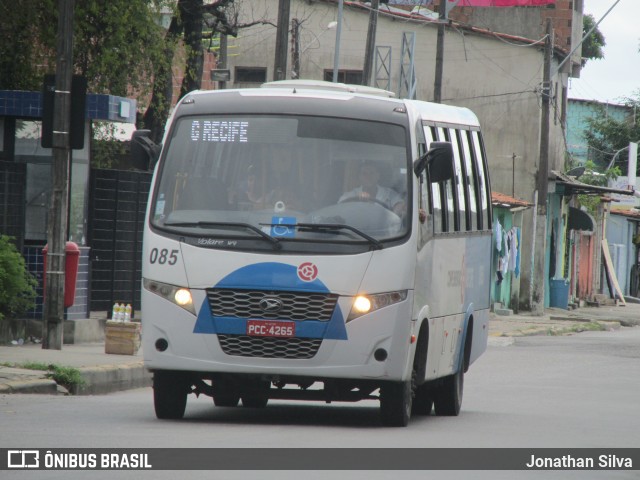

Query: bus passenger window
[436,127,456,232]
[471,131,491,230]
[461,131,478,231]
[449,129,466,231]
[423,125,444,234]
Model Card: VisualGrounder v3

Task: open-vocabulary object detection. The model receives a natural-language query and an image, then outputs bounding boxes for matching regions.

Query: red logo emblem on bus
[298,262,318,282]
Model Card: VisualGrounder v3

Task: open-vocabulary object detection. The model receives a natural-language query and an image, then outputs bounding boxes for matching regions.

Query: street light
[301,21,337,55]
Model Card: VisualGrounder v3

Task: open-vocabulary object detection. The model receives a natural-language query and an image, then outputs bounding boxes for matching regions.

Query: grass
[0,361,86,391]
[546,321,606,336]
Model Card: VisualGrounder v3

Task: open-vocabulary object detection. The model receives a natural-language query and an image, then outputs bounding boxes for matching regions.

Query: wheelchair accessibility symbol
[270,216,296,238]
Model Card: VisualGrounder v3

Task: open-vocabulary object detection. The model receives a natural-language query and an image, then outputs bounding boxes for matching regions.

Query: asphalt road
[1,326,639,480]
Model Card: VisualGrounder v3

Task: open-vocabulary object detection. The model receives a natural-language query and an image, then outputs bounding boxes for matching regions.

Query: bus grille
[206,289,338,321]
[217,335,322,359]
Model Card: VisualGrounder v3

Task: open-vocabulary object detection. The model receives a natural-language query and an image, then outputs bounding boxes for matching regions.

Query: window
[449,128,466,231]
[423,125,443,234]
[460,131,478,231]
[436,127,457,232]
[235,67,267,84]
[471,130,491,230]
[323,70,363,84]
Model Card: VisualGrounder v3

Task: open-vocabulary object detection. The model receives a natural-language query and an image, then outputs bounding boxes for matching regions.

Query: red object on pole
[42,242,80,308]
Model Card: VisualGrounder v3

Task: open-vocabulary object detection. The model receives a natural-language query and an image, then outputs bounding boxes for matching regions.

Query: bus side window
[437,127,456,232]
[449,128,466,231]
[423,126,443,234]
[459,130,477,231]
[471,130,491,230]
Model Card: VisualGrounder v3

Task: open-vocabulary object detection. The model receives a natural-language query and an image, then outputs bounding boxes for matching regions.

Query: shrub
[0,235,38,321]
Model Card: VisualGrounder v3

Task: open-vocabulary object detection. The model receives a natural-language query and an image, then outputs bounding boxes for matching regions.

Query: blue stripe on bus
[193,262,348,340]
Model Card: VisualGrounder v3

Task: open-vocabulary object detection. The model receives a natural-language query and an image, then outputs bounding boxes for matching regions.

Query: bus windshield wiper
[162,221,281,250]
[285,223,384,250]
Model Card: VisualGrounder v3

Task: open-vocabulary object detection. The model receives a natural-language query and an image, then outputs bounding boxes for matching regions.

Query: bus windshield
[151,114,410,247]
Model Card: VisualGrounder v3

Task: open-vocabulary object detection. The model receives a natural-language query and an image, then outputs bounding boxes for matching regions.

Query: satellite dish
[566,166,586,178]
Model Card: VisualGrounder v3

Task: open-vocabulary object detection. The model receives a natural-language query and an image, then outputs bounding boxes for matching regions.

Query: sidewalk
[0,341,150,395]
[1,303,639,395]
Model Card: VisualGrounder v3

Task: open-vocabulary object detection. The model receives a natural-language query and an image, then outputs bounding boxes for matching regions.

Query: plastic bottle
[116,303,124,322]
[124,304,132,322]
[112,303,120,321]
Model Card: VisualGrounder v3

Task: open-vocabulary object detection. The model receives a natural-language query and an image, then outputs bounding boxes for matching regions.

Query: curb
[0,378,58,395]
[71,363,152,395]
[0,364,152,396]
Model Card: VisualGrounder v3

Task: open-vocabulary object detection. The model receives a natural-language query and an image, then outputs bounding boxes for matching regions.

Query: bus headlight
[347,290,408,322]
[143,279,196,315]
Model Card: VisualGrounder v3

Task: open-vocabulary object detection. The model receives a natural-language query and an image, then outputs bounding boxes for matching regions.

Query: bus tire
[380,380,413,427]
[433,367,463,416]
[412,383,434,416]
[153,371,189,420]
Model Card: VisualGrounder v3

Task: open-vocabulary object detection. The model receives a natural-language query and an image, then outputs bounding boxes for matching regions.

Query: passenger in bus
[339,161,405,215]
[233,164,265,205]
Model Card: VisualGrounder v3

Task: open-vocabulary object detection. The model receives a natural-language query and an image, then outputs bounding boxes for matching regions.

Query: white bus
[140,80,493,426]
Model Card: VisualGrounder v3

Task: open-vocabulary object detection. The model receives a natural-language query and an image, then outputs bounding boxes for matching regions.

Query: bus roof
[262,80,396,98]
[176,82,480,130]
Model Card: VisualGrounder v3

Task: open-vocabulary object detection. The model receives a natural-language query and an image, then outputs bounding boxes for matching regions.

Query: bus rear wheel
[153,371,189,420]
[380,380,413,427]
[433,367,464,416]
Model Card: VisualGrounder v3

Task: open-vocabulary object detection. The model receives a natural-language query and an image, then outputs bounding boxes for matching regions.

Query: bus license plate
[246,320,295,338]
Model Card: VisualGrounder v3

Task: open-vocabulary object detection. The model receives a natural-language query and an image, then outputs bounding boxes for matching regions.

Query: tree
[581,14,605,67]
[0,236,37,322]
[0,0,57,91]
[143,0,272,143]
[579,98,640,215]
[0,1,265,146]
[583,98,640,173]
[0,0,170,97]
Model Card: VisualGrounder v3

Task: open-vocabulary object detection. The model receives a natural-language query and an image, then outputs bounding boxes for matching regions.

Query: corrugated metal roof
[491,191,532,208]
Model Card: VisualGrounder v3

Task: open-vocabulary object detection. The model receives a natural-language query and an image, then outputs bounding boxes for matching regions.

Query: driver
[339,161,405,215]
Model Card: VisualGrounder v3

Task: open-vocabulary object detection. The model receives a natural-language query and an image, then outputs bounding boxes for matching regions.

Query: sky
[568,0,640,104]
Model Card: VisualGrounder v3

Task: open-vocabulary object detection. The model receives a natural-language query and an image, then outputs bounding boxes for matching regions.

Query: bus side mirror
[131,129,161,171]
[413,141,454,183]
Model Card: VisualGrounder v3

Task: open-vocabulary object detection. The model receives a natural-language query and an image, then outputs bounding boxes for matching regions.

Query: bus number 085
[149,248,178,265]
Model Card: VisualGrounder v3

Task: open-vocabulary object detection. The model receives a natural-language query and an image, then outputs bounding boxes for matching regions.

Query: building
[0,90,137,321]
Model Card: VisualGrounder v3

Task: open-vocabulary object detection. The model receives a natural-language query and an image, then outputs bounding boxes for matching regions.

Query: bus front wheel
[153,371,189,419]
[380,380,413,427]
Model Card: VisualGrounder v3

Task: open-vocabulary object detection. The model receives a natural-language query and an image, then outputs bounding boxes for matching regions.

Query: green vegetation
[581,14,605,66]
[0,235,38,322]
[546,321,606,336]
[1,361,86,391]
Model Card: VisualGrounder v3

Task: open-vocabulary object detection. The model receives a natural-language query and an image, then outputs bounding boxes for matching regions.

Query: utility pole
[43,0,74,350]
[362,0,380,86]
[218,34,228,89]
[433,0,448,103]
[531,19,553,316]
[332,0,344,83]
[273,0,291,81]
[291,18,300,79]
